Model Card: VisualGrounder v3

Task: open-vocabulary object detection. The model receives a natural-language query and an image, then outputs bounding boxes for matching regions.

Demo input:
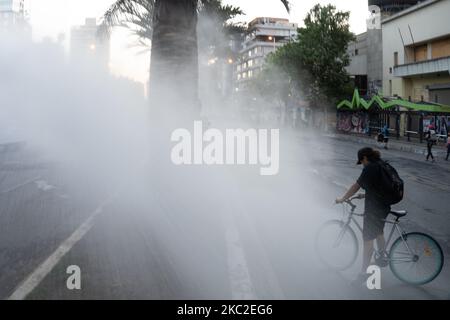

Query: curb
[324,133,447,156]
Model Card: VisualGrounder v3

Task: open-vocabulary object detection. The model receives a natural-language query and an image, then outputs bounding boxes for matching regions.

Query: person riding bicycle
[336,147,391,285]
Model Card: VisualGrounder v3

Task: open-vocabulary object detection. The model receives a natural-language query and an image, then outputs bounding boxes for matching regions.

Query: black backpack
[378,161,404,205]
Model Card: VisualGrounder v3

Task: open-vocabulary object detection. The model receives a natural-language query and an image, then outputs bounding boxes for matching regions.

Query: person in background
[425,125,437,162]
[446,133,450,161]
[382,124,389,150]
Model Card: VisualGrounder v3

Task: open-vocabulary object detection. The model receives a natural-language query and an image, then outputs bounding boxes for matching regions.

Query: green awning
[337,89,450,113]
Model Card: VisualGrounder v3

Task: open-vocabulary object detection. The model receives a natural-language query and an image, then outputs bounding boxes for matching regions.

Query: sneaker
[374,251,389,268]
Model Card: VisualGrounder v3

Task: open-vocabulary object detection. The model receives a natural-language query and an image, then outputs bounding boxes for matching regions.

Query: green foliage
[99,0,290,53]
[248,63,291,108]
[197,0,245,59]
[266,4,355,106]
[99,0,245,54]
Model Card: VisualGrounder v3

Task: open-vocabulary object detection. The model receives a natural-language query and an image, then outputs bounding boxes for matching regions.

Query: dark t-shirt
[357,161,391,214]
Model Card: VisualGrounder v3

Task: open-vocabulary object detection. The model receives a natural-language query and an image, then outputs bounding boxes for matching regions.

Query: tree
[269,4,354,109]
[100,0,291,117]
[297,4,354,103]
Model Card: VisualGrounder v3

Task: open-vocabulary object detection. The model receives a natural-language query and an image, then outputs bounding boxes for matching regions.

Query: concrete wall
[347,33,368,75]
[382,0,450,98]
[367,29,383,94]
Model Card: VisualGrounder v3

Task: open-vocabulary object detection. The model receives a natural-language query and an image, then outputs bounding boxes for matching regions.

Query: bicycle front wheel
[389,232,444,285]
[315,220,359,271]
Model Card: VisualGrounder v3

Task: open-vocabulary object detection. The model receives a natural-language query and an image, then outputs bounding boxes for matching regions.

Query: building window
[248,70,253,78]
[248,59,253,67]
[237,73,241,80]
[389,80,392,96]
[355,49,359,56]
[394,52,398,66]
[389,67,392,74]
[248,51,252,57]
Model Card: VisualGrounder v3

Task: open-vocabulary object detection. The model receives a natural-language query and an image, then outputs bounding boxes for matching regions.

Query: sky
[26,0,370,84]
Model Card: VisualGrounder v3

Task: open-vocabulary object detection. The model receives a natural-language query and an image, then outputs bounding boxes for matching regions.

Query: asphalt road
[1,133,449,300]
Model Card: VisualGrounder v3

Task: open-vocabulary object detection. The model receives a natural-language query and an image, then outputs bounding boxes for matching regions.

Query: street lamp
[268,36,276,50]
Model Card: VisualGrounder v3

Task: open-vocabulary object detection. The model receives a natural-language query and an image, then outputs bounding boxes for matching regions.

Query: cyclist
[336,147,390,285]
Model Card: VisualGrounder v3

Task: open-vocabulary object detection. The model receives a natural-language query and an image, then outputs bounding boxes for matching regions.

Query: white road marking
[7,196,115,300]
[223,212,256,300]
[332,180,348,189]
[310,167,348,189]
[0,176,41,195]
[35,180,56,192]
[237,208,285,299]
[221,176,284,300]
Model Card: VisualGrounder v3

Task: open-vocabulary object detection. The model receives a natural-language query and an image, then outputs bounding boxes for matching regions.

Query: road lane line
[7,195,115,300]
[221,177,284,300]
[223,212,256,300]
[237,208,285,299]
[0,176,41,195]
[309,168,348,190]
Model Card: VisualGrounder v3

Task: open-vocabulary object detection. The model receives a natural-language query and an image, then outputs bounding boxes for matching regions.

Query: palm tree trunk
[149,0,200,118]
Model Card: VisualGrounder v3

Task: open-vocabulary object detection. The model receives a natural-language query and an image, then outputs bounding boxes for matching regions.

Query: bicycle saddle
[390,210,407,218]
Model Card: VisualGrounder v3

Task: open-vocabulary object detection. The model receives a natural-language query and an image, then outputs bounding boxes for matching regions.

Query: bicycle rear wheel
[389,232,444,285]
[315,220,358,271]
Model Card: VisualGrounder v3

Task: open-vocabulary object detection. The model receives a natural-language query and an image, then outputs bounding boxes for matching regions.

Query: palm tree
[101,0,290,115]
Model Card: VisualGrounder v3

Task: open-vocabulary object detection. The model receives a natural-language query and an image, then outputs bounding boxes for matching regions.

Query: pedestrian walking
[382,124,389,150]
[425,126,437,162]
[446,133,450,161]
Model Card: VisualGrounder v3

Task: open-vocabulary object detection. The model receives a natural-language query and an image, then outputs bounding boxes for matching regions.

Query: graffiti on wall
[337,112,369,134]
[423,116,449,136]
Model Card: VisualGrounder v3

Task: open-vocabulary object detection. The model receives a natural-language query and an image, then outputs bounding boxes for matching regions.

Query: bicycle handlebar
[342,194,364,210]
[344,199,357,211]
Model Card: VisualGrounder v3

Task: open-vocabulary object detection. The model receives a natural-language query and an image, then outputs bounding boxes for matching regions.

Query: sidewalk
[325,132,448,157]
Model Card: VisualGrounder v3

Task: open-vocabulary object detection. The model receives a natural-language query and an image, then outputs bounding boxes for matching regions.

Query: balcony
[394,56,450,77]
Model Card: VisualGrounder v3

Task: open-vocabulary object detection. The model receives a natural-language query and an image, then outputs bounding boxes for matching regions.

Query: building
[340,0,450,141]
[235,17,298,91]
[0,0,28,33]
[70,18,110,68]
[347,0,422,96]
[347,32,369,95]
[383,0,450,105]
[369,0,424,17]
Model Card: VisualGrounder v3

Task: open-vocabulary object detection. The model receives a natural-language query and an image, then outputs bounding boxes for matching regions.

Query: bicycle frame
[340,200,416,263]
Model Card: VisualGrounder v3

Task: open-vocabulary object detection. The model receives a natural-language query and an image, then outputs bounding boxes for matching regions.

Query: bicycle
[315,196,444,285]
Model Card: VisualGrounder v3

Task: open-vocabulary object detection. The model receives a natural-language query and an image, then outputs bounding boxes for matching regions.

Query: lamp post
[268,36,276,50]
